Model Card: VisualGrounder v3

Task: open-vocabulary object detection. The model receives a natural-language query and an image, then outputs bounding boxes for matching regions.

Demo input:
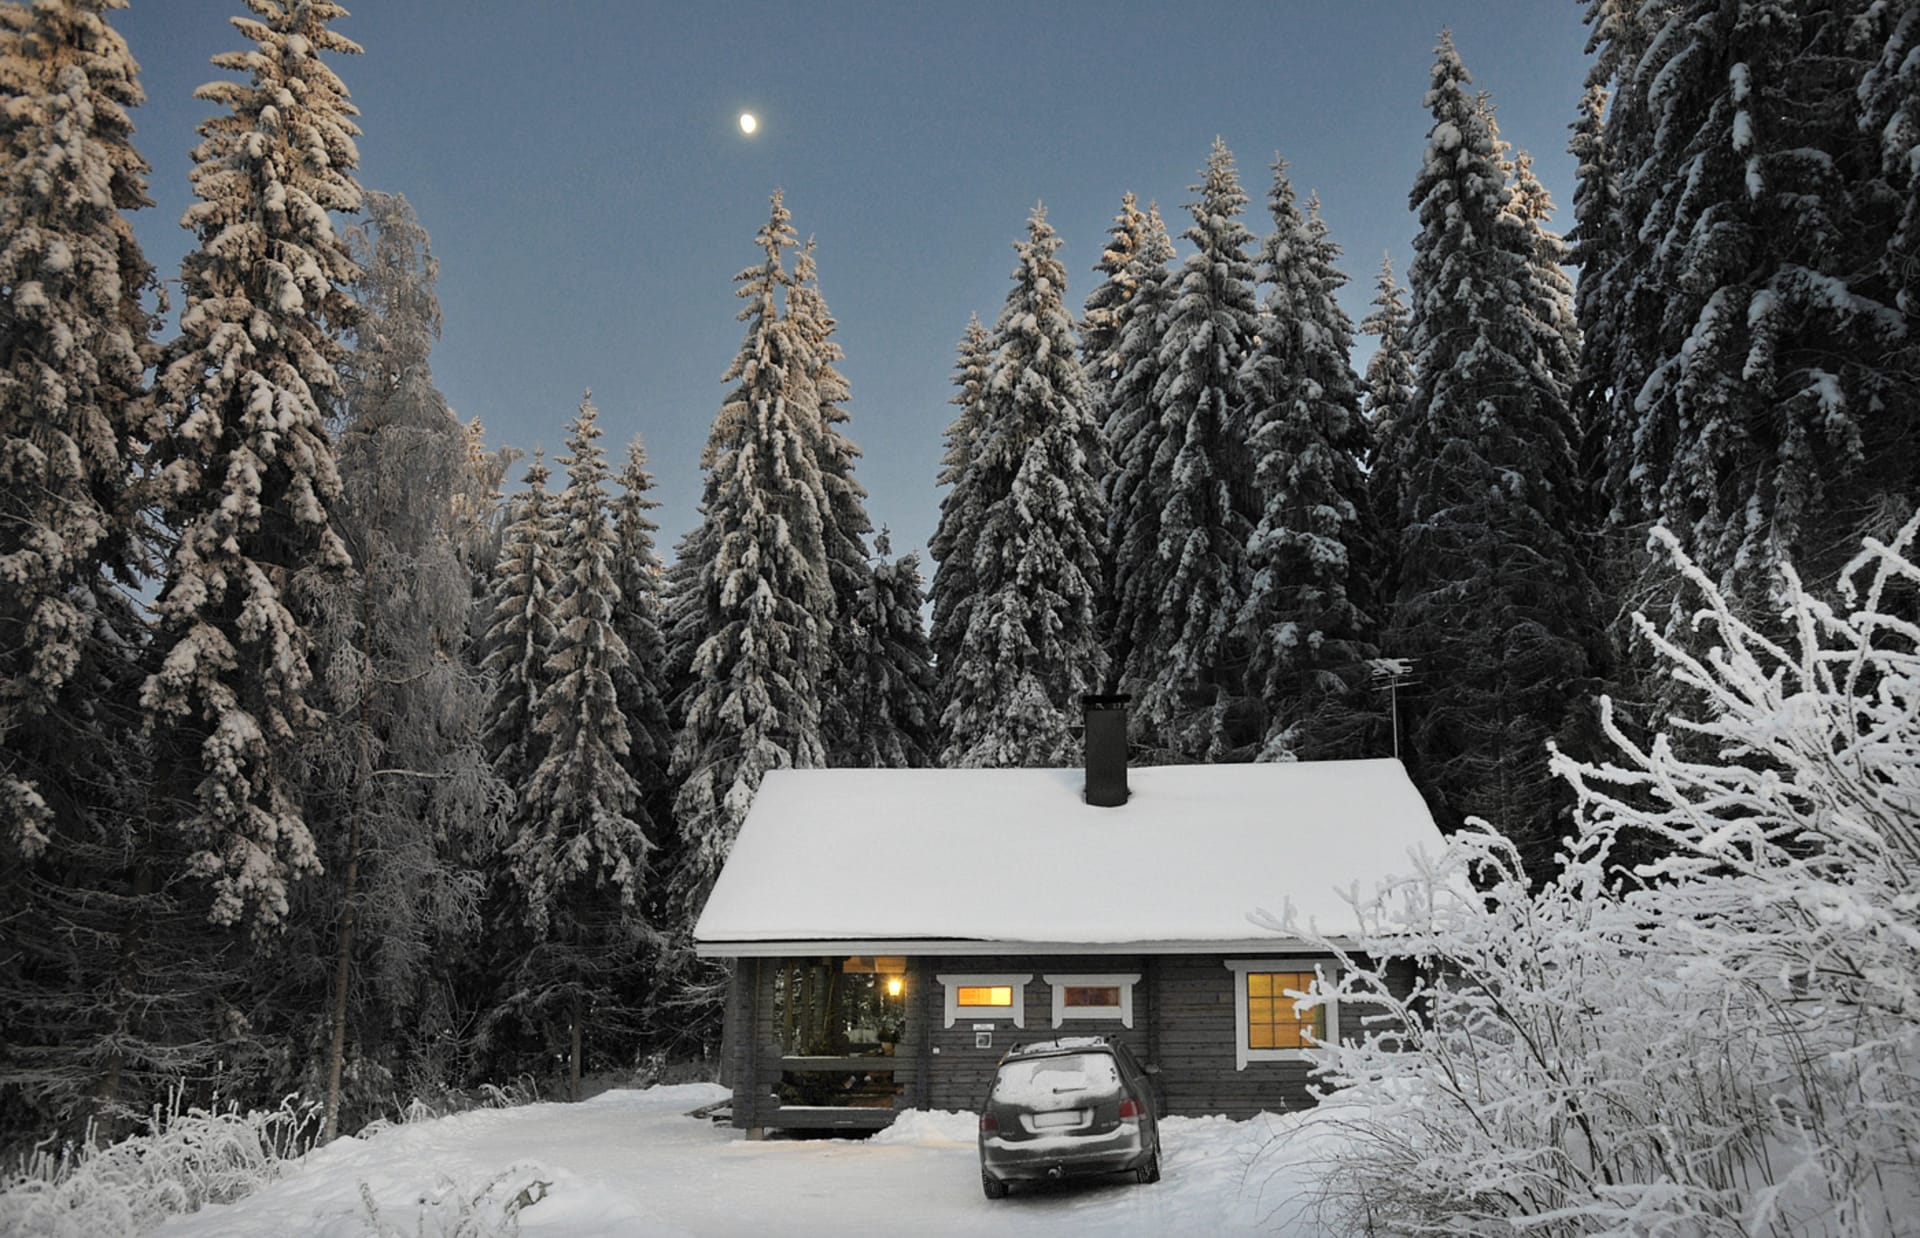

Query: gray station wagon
[976,1036,1162,1198]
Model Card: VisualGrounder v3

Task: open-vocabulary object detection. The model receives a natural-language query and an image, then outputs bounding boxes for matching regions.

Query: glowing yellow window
[1245,972,1325,1050]
[956,985,1013,1008]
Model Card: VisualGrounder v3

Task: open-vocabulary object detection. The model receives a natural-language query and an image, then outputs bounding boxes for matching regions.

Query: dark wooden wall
[722,950,1416,1129]
[918,953,1155,1113]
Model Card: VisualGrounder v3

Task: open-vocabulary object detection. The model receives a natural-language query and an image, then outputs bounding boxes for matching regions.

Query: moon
[739,112,758,135]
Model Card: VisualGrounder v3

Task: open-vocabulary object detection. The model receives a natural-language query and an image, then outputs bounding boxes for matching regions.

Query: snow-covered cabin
[694,698,1443,1134]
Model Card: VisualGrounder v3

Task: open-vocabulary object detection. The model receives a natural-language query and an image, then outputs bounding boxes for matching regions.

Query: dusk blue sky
[113,1,1592,562]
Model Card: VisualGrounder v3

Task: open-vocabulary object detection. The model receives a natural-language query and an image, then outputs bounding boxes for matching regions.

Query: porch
[725,954,932,1134]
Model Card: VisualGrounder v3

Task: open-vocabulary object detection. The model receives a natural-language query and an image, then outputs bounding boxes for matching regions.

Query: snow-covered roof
[694,758,1444,954]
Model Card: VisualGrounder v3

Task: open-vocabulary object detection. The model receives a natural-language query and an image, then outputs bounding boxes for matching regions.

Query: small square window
[1226,959,1338,1069]
[1245,971,1325,1052]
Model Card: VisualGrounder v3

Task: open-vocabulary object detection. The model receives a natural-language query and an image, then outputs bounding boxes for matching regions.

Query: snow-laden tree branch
[1280,515,1920,1236]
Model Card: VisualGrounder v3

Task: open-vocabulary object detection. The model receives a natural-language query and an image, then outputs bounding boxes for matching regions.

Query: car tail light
[979,1112,998,1134]
[1118,1098,1142,1121]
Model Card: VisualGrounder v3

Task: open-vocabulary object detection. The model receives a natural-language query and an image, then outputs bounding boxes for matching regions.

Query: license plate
[1033,1110,1084,1128]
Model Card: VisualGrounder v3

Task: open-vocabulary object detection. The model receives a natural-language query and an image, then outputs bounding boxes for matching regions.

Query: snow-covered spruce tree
[1100,204,1177,688]
[1861,4,1920,341]
[650,515,710,1049]
[787,238,875,767]
[453,415,518,597]
[939,205,1107,768]
[287,191,504,1138]
[1589,0,1916,593]
[1506,152,1579,420]
[0,0,155,838]
[479,452,559,793]
[141,0,362,934]
[495,393,653,1100]
[1237,166,1379,760]
[1080,190,1149,404]
[668,191,831,912]
[1563,83,1618,524]
[610,435,672,829]
[840,529,936,768]
[1291,516,1920,1236]
[1380,35,1595,869]
[928,313,992,707]
[1359,256,1414,600]
[0,0,209,1147]
[1113,141,1262,762]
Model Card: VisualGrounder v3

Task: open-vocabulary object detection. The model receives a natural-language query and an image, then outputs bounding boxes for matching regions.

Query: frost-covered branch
[1283,515,1920,1236]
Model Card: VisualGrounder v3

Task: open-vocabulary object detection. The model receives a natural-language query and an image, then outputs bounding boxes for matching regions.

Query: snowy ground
[150,1084,1352,1237]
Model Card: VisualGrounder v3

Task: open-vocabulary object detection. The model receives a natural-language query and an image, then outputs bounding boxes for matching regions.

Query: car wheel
[1137,1145,1161,1185]
[982,1172,1009,1200]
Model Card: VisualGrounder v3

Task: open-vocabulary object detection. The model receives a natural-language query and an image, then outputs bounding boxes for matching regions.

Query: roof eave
[692,935,1367,959]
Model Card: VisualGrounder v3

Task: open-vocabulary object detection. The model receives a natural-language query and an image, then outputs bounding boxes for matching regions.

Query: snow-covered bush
[356,1164,551,1238]
[0,1090,317,1237]
[1285,518,1920,1235]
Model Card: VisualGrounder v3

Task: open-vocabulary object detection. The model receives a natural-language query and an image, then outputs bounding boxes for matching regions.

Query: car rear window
[991,1053,1121,1106]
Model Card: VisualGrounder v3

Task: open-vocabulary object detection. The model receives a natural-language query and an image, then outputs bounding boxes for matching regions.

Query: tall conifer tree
[1360,256,1414,573]
[496,395,653,1098]
[513,395,649,928]
[480,453,559,791]
[1101,205,1178,689]
[1118,141,1262,760]
[787,240,875,766]
[1589,0,1917,590]
[610,437,671,825]
[1238,165,1378,759]
[841,530,936,769]
[940,206,1107,768]
[0,0,155,810]
[928,315,992,702]
[1081,191,1150,403]
[142,0,363,931]
[304,191,502,1136]
[1564,83,1619,536]
[1382,34,1595,872]
[669,192,832,910]
[0,0,198,1143]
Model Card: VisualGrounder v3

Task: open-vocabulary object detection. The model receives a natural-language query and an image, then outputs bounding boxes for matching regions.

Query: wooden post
[913,956,933,1110]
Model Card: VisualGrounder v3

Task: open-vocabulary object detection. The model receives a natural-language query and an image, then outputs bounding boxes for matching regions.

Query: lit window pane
[957,986,1012,1007]
[1246,971,1328,1052]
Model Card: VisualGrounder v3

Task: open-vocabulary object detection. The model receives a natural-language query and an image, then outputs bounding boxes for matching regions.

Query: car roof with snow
[692,758,1447,954]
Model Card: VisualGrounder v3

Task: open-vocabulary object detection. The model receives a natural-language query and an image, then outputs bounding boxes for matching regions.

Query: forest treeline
[2,0,1916,1156]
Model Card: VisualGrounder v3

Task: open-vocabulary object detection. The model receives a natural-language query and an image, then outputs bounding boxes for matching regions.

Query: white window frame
[1224,958,1339,1070]
[935,973,1031,1028]
[1043,973,1141,1028]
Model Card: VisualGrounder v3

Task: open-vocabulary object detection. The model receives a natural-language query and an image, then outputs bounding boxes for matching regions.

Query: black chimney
[1082,694,1130,807]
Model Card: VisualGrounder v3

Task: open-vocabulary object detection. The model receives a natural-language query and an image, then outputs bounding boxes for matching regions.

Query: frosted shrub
[1287,518,1920,1236]
[0,1091,317,1237]
[356,1165,551,1238]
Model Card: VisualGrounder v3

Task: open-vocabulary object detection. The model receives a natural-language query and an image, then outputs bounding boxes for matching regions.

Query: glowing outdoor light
[886,976,903,998]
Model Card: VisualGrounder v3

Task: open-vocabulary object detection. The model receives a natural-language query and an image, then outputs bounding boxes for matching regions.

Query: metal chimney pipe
[1082,694,1130,807]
